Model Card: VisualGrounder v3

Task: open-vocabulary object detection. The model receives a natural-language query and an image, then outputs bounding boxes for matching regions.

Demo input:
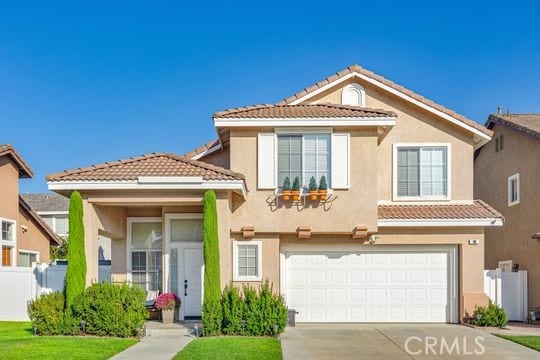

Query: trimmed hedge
[74,283,147,337]
[28,283,147,337]
[202,190,222,336]
[221,281,288,337]
[27,292,79,335]
[65,191,86,313]
[471,301,508,328]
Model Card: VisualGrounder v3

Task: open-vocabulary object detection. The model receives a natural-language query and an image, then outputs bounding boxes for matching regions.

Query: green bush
[28,292,79,335]
[221,285,245,335]
[73,283,147,337]
[65,191,86,313]
[308,176,317,191]
[219,281,287,337]
[292,176,301,191]
[319,175,328,190]
[202,190,222,336]
[282,177,291,191]
[471,301,508,328]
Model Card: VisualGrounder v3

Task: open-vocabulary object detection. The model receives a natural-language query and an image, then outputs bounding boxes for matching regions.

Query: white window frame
[275,129,332,190]
[18,249,40,267]
[393,143,452,201]
[508,173,520,207]
[233,240,262,282]
[38,212,69,237]
[126,217,163,291]
[341,83,366,106]
[1,217,17,267]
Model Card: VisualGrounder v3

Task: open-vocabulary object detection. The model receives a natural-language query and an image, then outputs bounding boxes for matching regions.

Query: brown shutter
[2,246,11,266]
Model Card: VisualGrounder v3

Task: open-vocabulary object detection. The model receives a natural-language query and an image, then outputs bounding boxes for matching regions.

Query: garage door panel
[285,248,454,323]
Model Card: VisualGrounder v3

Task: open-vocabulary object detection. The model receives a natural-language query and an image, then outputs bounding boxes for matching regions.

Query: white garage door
[284,246,457,323]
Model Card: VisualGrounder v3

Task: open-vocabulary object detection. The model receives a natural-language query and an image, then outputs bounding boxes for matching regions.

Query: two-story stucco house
[46,65,503,323]
[474,112,540,311]
[0,145,62,267]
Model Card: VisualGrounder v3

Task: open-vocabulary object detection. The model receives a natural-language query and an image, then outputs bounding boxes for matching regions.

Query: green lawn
[495,334,540,352]
[0,321,138,360]
[174,337,282,360]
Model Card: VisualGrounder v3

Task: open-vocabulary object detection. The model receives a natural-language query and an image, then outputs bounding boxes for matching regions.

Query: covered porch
[46,153,246,321]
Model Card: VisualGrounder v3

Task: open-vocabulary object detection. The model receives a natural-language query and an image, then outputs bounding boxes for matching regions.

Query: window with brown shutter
[2,246,12,266]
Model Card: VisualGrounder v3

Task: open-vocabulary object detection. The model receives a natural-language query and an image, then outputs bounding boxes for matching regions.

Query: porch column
[82,199,100,285]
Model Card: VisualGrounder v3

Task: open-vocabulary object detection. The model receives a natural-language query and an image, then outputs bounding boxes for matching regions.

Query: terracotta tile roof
[183,139,222,159]
[0,144,33,178]
[19,196,62,245]
[21,193,70,212]
[46,153,244,182]
[487,113,540,139]
[277,64,492,137]
[378,200,503,220]
[213,104,396,119]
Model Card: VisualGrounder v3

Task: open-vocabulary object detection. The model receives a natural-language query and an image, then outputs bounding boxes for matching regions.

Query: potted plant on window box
[155,293,180,324]
[281,177,291,201]
[291,176,301,201]
[319,175,328,200]
[308,176,319,200]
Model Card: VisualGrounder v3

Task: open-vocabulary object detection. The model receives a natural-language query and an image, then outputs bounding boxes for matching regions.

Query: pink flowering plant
[155,293,180,311]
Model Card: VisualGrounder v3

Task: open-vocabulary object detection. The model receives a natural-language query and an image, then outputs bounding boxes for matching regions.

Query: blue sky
[2,1,539,193]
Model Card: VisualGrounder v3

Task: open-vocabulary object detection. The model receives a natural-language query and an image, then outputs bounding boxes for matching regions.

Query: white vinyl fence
[484,269,528,322]
[0,263,111,321]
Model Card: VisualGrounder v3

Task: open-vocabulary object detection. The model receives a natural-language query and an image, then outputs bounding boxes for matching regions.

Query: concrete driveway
[280,324,539,359]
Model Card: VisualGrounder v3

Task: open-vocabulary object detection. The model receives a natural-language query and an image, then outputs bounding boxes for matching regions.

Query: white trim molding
[507,173,520,207]
[341,83,366,106]
[378,218,504,227]
[214,117,396,128]
[232,240,263,282]
[392,143,452,202]
[0,217,17,267]
[37,211,69,215]
[48,179,247,199]
[190,142,223,160]
[288,71,491,147]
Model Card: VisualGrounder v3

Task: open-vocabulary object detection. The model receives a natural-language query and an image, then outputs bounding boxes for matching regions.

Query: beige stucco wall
[200,148,230,169]
[308,78,475,201]
[229,127,379,233]
[475,124,540,307]
[0,157,20,224]
[17,208,52,263]
[1,157,52,265]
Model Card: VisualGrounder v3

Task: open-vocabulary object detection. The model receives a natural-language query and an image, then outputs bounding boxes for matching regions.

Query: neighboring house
[46,65,503,323]
[22,193,112,264]
[0,145,62,267]
[474,112,540,309]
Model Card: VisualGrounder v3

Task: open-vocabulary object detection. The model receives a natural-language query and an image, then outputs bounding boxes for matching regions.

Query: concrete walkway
[111,322,199,360]
[281,324,540,360]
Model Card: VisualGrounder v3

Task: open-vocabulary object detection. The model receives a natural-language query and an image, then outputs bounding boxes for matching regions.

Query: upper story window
[341,84,365,107]
[1,220,14,242]
[41,214,69,236]
[495,134,504,153]
[507,173,520,206]
[393,144,450,200]
[277,134,330,188]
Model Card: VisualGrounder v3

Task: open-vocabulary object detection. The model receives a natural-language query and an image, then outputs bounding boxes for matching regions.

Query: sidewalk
[111,322,200,360]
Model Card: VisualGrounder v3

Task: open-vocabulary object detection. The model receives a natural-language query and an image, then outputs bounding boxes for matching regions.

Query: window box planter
[281,190,291,201]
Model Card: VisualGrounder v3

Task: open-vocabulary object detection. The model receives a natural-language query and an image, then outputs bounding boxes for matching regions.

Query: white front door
[181,246,204,318]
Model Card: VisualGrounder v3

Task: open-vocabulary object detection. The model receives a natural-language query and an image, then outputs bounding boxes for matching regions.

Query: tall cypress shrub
[65,191,86,313]
[201,190,222,336]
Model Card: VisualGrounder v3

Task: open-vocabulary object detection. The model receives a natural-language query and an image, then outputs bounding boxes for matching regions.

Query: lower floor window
[2,246,12,266]
[18,251,38,267]
[233,241,262,281]
[131,250,162,291]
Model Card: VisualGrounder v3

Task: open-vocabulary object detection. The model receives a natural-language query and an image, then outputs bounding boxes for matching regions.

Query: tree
[201,190,222,335]
[65,191,86,313]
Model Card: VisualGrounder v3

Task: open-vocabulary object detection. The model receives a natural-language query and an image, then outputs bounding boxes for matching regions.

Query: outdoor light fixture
[194,324,200,337]
[33,325,38,336]
[80,320,86,335]
[272,324,278,335]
